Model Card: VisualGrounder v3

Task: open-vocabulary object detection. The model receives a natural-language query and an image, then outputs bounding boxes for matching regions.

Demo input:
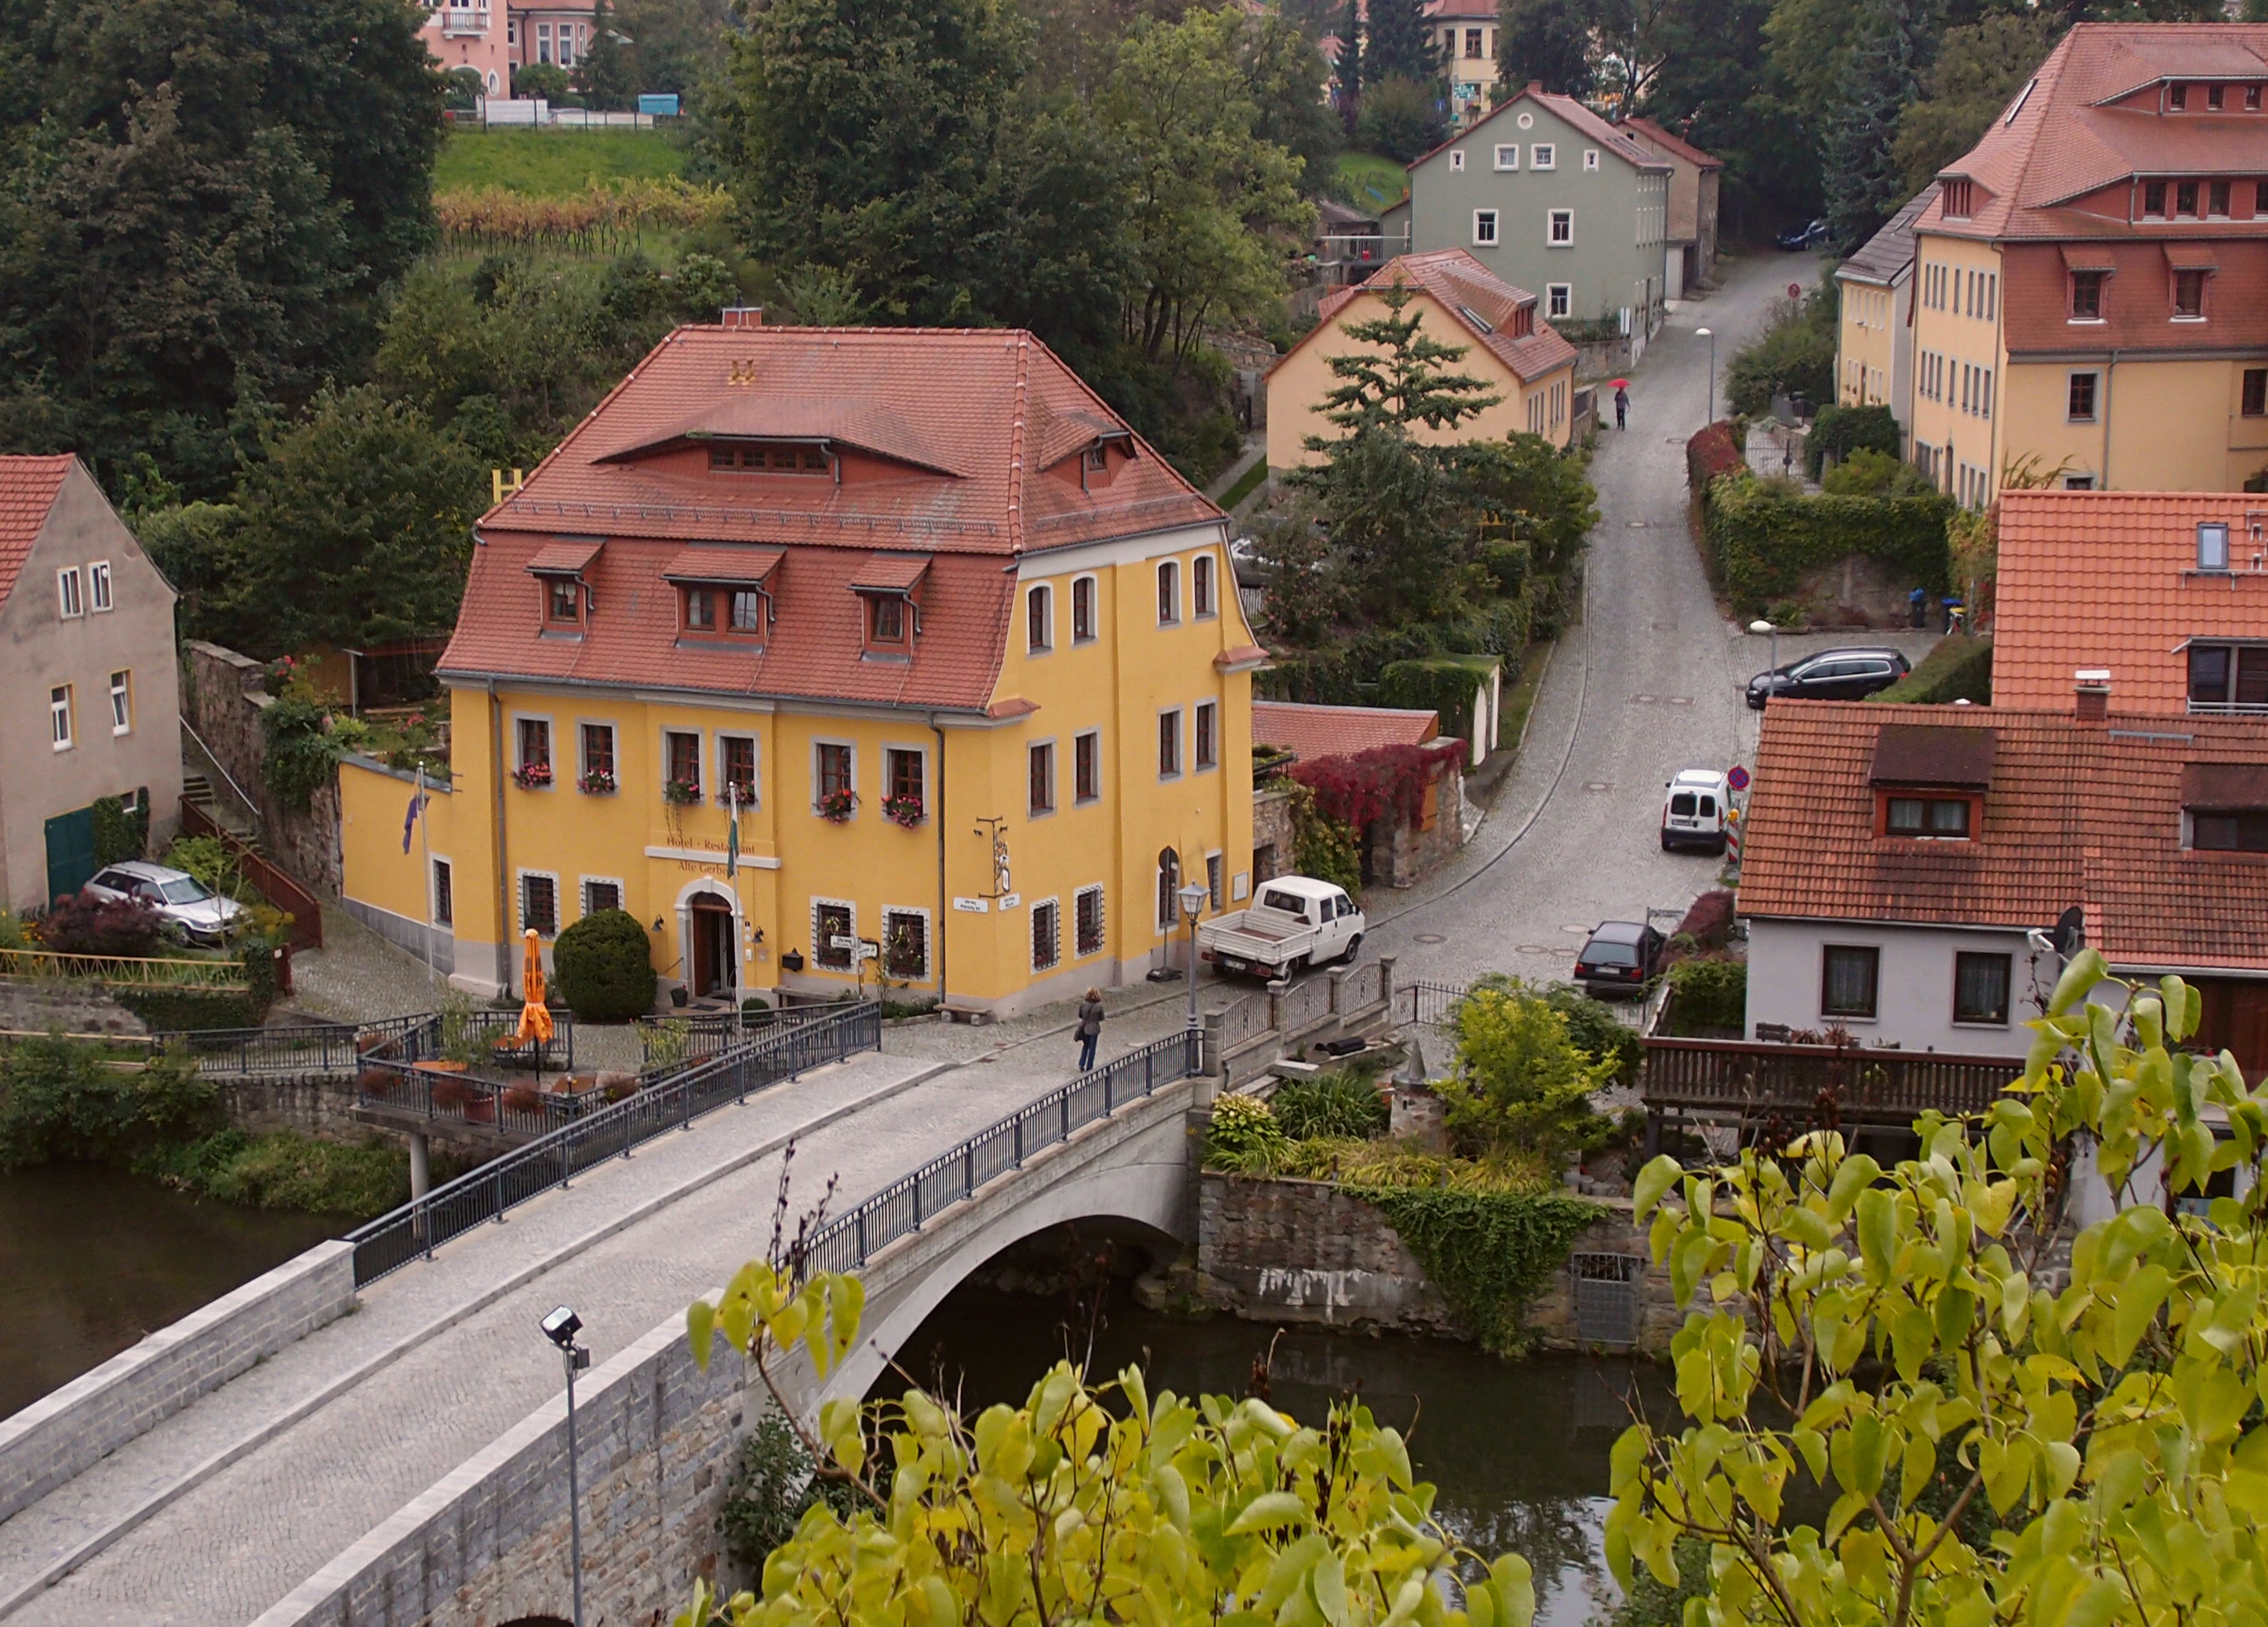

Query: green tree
[1333,0,1363,123]
[1439,977,1616,1163]
[1363,0,1440,84]
[575,0,637,109]
[614,0,732,100]
[1611,950,2268,1627]
[513,61,571,101]
[1822,0,1933,249]
[1306,282,1502,436]
[1355,72,1445,162]
[1763,0,1867,135]
[1890,11,2052,197]
[209,387,486,655]
[677,1259,1543,1627]
[1643,0,1820,236]
[1726,282,1837,416]
[1498,0,1598,96]
[1241,5,1341,181]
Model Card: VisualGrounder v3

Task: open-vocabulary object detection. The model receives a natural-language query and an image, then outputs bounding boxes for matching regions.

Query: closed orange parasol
[514,928,555,1050]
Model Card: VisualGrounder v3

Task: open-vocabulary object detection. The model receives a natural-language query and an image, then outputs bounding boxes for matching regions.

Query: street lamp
[1177,881,1208,1034]
[541,1306,593,1627]
[1749,618,1779,705]
[1695,327,1716,427]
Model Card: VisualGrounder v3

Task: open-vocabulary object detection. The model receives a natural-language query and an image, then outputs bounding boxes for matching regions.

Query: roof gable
[1273,251,1578,388]
[1411,85,1667,175]
[0,455,75,611]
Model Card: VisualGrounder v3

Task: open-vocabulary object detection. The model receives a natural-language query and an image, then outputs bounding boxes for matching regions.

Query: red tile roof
[1920,23,2268,243]
[1300,251,1578,386]
[446,327,1226,712]
[1738,700,2268,972]
[1253,701,1441,760]
[1991,492,2268,713]
[1615,116,1723,172]
[1420,86,1668,175]
[2001,237,2268,356]
[0,456,74,610]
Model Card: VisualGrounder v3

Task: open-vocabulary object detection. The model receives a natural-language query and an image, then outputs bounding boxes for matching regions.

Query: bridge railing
[344,1001,882,1286]
[154,1012,444,1079]
[800,1027,1200,1279]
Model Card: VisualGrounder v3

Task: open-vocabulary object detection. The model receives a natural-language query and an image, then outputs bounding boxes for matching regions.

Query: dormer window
[708,440,830,473]
[1943,179,1974,218]
[546,578,582,627]
[1511,303,1534,339]
[850,552,928,656]
[2145,181,2167,218]
[2170,83,2188,111]
[870,594,907,644]
[1885,797,1971,837]
[2184,764,2268,851]
[664,545,782,646]
[1869,724,1993,842]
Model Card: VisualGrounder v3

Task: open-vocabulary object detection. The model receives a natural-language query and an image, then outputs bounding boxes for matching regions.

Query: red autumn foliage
[1287,741,1464,831]
[1687,421,1745,492]
[1674,889,1736,950]
[35,889,165,957]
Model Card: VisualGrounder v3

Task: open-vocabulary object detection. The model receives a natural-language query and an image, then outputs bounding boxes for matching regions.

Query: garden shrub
[1671,889,1735,951]
[1442,978,1619,1163]
[1350,1186,1601,1354]
[1665,957,1747,1033]
[1726,284,1836,417]
[1703,474,1953,616]
[718,1412,863,1570]
[1685,422,1745,493]
[552,908,657,1022]
[35,890,164,956]
[1286,783,1362,895]
[1532,981,1642,1089]
[1376,654,1498,749]
[1804,403,1900,478]
[1203,1093,1289,1174]
[166,834,250,899]
[116,988,266,1030]
[0,1038,222,1171]
[91,793,150,866]
[145,1127,410,1215]
[261,694,342,811]
[1273,1071,1389,1141]
[1872,633,1993,704]
[1820,448,1933,496]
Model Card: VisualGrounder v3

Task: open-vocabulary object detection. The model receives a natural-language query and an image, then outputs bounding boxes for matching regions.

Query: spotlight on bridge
[541,1305,583,1351]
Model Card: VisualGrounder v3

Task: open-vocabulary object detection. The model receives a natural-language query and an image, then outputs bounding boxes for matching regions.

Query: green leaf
[686,1298,715,1370]
[2050,947,2107,1016]
[2109,1263,2171,1367]
[1633,1155,1682,1221]
[1228,1492,1311,1535]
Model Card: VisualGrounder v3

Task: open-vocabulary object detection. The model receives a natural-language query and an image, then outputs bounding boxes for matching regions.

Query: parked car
[1777,219,1830,251]
[1574,920,1666,998]
[1228,535,1271,589]
[1196,875,1364,980]
[1746,647,1911,709]
[1661,769,1731,854]
[82,861,248,946]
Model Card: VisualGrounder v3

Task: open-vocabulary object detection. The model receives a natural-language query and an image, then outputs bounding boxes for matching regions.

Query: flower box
[722,782,758,809]
[662,777,703,806]
[503,1083,544,1115]
[512,762,554,790]
[578,769,617,795]
[881,793,924,828]
[817,789,858,823]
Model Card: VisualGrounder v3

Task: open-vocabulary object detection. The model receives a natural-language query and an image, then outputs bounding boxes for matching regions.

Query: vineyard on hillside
[435,179,731,252]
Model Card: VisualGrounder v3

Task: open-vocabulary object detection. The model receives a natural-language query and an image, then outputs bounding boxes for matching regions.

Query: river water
[0,1164,349,1422]
[883,1282,1676,1627]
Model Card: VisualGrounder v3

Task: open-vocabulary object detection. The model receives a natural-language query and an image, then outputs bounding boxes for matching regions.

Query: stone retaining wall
[1195,1173,1679,1355]
[0,980,147,1036]
[180,640,344,895]
[0,1240,357,1524]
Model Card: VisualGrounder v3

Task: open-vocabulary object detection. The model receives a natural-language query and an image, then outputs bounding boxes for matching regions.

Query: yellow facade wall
[1836,280,1895,409]
[1265,290,1575,469]
[339,529,1256,1018]
[1908,232,2005,506]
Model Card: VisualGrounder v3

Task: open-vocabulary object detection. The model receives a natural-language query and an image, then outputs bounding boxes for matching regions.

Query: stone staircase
[181,774,259,846]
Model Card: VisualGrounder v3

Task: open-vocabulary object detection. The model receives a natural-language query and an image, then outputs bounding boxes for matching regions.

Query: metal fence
[799,1029,1200,1280]
[1400,980,1468,1030]
[0,946,247,990]
[1279,974,1334,1034]
[1341,960,1388,1011]
[344,1002,882,1286]
[633,1002,834,1068]
[1212,989,1273,1052]
[155,1011,441,1078]
[1570,1252,1643,1348]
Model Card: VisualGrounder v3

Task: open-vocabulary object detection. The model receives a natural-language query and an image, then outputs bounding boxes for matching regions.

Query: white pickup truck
[1196,876,1365,980]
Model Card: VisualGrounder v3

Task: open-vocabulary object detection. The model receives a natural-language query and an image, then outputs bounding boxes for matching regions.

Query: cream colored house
[1266,251,1580,470]
[1835,185,1937,443]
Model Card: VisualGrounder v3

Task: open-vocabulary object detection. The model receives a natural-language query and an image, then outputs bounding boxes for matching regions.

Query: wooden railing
[179,802,324,950]
[0,946,247,991]
[1641,1036,2025,1123]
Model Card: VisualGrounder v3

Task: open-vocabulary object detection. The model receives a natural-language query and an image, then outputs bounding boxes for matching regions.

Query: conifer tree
[1363,0,1442,88]
[1822,0,1932,250]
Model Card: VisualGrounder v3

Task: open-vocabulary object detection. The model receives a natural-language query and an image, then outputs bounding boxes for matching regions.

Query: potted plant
[512,761,553,790]
[504,1083,543,1115]
[356,1067,399,1097]
[578,768,617,795]
[722,781,758,809]
[430,1075,477,1111]
[662,776,702,805]
[817,789,858,823]
[881,793,923,827]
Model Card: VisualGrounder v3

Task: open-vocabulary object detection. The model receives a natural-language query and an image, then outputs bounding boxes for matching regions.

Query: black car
[1777,219,1830,251]
[1574,920,1666,998]
[1747,647,1912,709]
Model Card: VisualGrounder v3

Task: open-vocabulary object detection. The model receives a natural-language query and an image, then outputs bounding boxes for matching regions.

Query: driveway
[1364,251,1937,990]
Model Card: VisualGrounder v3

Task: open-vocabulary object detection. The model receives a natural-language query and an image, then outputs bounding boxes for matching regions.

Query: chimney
[2074,669,2111,721]
[1527,80,1542,94]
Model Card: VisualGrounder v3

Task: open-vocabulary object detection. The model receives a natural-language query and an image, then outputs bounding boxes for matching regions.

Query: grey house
[0,456,184,911]
[1405,85,1671,360]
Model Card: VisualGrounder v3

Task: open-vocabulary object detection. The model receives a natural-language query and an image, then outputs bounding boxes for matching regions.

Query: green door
[44,806,96,904]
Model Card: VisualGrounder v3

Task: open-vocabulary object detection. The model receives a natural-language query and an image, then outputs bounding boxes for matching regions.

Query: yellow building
[338,323,1264,1017]
[1904,22,2268,504]
[1266,251,1580,471]
[1833,184,1936,437]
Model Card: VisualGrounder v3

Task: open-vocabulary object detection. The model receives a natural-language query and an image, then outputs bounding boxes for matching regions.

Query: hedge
[1258,602,1526,709]
[1704,473,1953,616]
[1804,404,1900,479]
[1377,653,1498,746]
[1687,421,1744,493]
[1664,958,1746,1034]
[1871,633,1993,704]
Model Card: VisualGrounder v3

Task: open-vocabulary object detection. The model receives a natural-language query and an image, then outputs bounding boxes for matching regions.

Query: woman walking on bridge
[1076,989,1105,1071]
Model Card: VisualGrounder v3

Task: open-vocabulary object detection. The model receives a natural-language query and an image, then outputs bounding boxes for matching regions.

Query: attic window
[1511,304,1534,339]
[2005,76,2034,125]
[708,441,830,473]
[2169,83,2188,110]
[2200,522,2231,571]
[2184,764,2268,850]
[1458,304,1495,335]
[1943,179,1974,218]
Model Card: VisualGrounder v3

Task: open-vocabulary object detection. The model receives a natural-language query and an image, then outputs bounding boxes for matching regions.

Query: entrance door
[44,807,97,904]
[690,898,736,998]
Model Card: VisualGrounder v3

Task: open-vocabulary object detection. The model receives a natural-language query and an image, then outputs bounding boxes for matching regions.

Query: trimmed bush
[1872,633,1993,705]
[1672,890,1735,951]
[35,889,164,955]
[1804,403,1900,478]
[1704,474,1953,616]
[553,907,657,1022]
[1665,958,1747,1034]
[1686,421,1745,493]
[1377,653,1498,748]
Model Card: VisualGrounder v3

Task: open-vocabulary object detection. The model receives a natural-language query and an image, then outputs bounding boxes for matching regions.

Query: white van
[1660,769,1730,854]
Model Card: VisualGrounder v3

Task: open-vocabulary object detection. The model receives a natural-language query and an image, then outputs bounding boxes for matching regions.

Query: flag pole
[417,759,436,989]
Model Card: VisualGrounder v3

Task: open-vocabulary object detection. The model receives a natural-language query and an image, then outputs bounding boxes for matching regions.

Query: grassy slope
[436,127,688,195]
[1334,151,1409,212]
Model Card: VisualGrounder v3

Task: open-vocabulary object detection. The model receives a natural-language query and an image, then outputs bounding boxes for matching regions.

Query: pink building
[418,0,601,98]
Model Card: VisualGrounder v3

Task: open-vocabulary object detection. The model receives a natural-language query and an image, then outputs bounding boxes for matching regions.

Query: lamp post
[1695,327,1715,427]
[541,1306,592,1627]
[1177,881,1208,1034]
[1749,618,1779,705]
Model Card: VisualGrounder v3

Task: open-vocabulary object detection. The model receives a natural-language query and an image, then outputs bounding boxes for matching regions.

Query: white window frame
[1493,143,1519,171]
[1192,552,1216,619]
[881,905,932,981]
[1193,699,1219,772]
[1026,582,1053,653]
[1531,143,1555,170]
[1546,283,1571,319]
[1027,736,1058,818]
[660,729,703,797]
[1473,209,1499,246]
[1070,573,1099,642]
[1156,559,1180,625]
[810,896,858,972]
[1582,148,1599,171]
[717,730,760,808]
[1547,208,1574,247]
[518,867,562,938]
[1449,148,1466,172]
[580,876,626,919]
[108,669,131,735]
[50,683,72,751]
[1030,895,1062,972]
[882,741,929,820]
[1157,706,1183,780]
[1073,883,1107,958]
[811,737,859,814]
[88,560,112,613]
[56,567,83,620]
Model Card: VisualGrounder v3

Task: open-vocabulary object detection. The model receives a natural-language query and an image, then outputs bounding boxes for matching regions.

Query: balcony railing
[1641,1035,2025,1125]
[439,7,489,34]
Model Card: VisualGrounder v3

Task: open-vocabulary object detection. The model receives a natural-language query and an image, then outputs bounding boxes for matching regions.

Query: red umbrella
[1609,378,1631,389]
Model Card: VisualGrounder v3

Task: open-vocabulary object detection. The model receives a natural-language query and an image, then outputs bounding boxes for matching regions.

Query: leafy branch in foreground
[1609,947,2268,1627]
[680,1251,1538,1627]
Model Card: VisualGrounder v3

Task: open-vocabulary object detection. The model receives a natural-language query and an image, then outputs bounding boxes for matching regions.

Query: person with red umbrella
[1611,378,1630,431]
